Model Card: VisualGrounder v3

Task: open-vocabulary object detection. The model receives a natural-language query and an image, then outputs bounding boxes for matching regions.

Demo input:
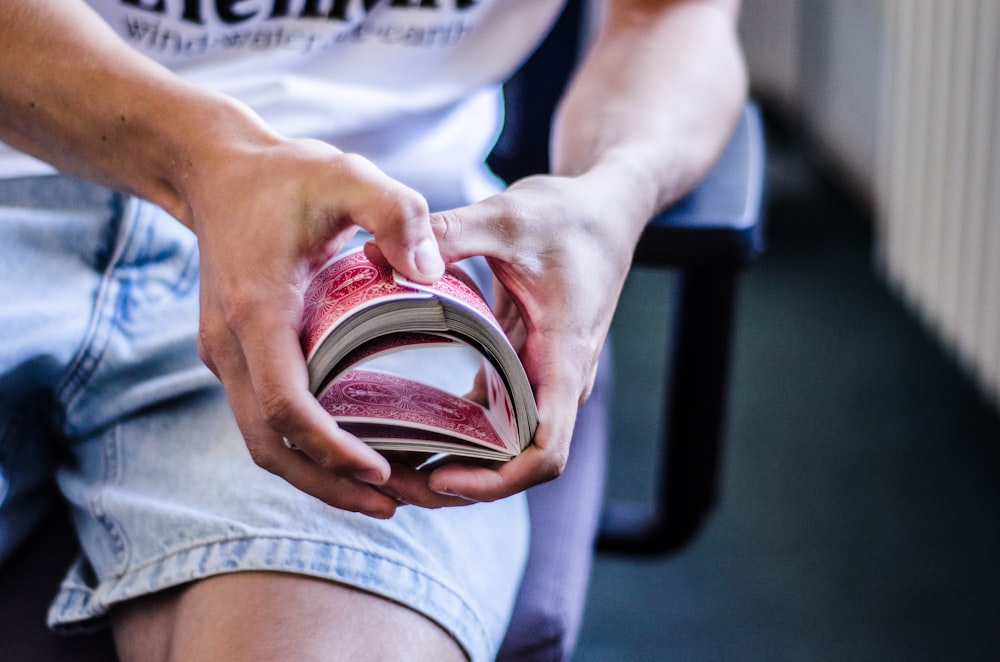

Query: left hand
[375,172,643,507]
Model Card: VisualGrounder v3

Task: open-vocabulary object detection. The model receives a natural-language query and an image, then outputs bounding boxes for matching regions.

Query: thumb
[360,188,444,284]
[374,225,445,285]
[362,233,443,283]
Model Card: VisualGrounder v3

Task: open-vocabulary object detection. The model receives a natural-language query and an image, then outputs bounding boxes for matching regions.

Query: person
[0,0,746,659]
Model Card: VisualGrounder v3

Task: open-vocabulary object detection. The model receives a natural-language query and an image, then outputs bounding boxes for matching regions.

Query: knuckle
[335,153,428,219]
[538,449,568,482]
[380,190,430,236]
[220,290,259,336]
[196,319,236,379]
[196,330,219,372]
[256,385,297,431]
[431,209,458,242]
[206,278,262,339]
[197,315,222,349]
[245,438,280,473]
[306,444,342,472]
[577,359,601,406]
[334,151,375,176]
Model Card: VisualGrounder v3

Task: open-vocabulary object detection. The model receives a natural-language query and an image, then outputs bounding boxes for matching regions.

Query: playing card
[337,423,511,460]
[299,248,538,459]
[484,359,518,443]
[319,369,517,452]
[327,332,461,383]
[394,267,505,336]
[301,249,431,359]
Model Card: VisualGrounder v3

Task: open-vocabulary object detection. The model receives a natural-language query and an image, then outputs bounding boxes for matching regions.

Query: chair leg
[598,268,739,555]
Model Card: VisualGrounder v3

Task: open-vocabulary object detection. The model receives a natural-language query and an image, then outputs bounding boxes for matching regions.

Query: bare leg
[111,571,467,662]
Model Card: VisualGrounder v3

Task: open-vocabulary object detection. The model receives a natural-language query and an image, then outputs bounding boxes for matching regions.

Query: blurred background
[577,1,1000,659]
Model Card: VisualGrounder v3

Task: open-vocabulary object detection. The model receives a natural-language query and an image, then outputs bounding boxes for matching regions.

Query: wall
[740,0,883,206]
[740,0,1000,413]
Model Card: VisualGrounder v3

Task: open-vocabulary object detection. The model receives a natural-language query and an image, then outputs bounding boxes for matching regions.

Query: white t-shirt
[0,0,567,209]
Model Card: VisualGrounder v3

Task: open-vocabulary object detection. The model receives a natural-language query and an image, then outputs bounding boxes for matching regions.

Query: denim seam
[58,197,200,431]
[56,197,138,424]
[49,534,493,661]
[51,196,138,574]
[106,532,482,619]
[90,424,130,574]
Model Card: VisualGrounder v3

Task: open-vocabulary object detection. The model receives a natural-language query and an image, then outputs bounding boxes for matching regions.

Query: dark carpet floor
[576,118,1000,661]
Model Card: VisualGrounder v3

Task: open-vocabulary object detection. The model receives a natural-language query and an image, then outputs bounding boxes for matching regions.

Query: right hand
[0,2,448,518]
[184,133,446,519]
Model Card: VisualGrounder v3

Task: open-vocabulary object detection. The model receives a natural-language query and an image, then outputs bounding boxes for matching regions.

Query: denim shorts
[0,175,529,662]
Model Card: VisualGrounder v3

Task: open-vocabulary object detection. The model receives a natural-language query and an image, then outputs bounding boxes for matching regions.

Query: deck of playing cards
[301,248,538,462]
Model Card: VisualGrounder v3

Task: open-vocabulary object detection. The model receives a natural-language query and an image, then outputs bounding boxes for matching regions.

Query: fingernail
[414,238,444,278]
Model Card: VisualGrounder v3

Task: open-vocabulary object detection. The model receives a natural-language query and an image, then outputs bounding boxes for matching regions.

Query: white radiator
[876,0,1000,412]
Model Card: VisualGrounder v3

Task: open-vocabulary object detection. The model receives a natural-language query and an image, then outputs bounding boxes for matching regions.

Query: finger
[426,443,562,503]
[311,153,443,284]
[247,328,392,481]
[207,334,399,517]
[362,239,389,269]
[358,184,443,284]
[427,376,579,502]
[429,406,571,502]
[381,463,478,509]
[205,291,393,485]
[271,448,401,518]
[370,200,506,273]
[464,365,489,405]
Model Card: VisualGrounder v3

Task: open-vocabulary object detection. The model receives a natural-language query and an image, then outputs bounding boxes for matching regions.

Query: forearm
[551,0,747,240]
[0,1,278,228]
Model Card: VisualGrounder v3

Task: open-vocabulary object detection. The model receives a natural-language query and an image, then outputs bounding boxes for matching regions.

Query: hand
[377,172,641,507]
[187,136,446,518]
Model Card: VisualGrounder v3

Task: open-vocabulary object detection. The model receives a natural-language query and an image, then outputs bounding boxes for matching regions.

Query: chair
[489,2,764,657]
[0,2,764,660]
[599,104,764,555]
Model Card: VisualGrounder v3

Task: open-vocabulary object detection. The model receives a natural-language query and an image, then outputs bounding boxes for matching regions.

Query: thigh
[112,571,466,662]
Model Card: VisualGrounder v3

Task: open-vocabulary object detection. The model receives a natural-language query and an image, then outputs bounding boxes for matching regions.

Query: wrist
[151,87,284,230]
[569,157,663,246]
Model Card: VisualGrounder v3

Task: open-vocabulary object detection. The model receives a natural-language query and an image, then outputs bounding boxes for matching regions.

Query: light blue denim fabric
[0,175,529,662]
